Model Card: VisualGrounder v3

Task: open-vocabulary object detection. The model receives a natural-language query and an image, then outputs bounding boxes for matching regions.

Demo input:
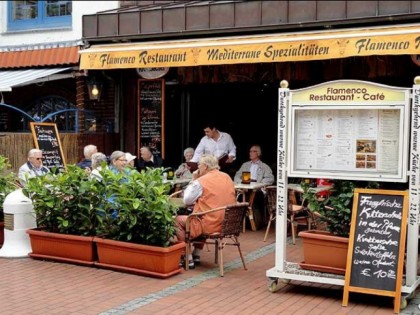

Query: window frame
[7,1,72,31]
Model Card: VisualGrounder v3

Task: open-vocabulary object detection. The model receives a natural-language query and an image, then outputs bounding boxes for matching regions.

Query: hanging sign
[136,67,169,79]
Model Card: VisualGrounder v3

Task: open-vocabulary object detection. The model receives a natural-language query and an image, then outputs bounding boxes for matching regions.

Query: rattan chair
[185,202,249,276]
[263,186,313,244]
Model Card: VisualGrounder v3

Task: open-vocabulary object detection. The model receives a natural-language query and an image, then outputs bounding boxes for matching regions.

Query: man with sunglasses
[18,149,49,186]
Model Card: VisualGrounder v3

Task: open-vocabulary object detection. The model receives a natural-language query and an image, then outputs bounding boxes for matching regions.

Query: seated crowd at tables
[20,136,276,270]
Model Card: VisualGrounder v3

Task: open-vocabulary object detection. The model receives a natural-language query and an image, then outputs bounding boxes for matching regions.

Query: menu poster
[294,108,400,174]
[137,79,165,158]
[342,189,408,313]
[30,122,66,171]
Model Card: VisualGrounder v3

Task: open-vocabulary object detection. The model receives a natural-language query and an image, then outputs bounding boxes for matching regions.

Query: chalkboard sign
[30,122,66,171]
[137,79,165,158]
[342,188,408,313]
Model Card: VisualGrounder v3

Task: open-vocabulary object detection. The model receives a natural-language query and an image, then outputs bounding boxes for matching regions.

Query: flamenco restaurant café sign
[80,24,420,70]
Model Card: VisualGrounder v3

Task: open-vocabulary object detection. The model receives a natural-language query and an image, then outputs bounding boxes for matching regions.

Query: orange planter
[94,237,185,278]
[0,221,4,247]
[27,229,95,266]
[298,230,349,275]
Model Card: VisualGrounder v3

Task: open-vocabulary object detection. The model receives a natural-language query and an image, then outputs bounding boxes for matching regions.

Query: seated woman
[109,151,128,174]
[175,147,195,179]
[90,152,108,181]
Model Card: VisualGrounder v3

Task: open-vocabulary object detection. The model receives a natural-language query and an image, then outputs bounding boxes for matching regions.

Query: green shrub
[96,167,178,247]
[0,155,19,219]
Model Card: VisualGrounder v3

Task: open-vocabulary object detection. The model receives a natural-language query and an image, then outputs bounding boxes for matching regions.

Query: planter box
[0,221,4,247]
[94,237,185,279]
[27,229,95,266]
[298,230,349,275]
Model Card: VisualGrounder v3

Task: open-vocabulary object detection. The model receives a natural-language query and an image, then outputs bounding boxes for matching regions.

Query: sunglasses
[32,157,43,160]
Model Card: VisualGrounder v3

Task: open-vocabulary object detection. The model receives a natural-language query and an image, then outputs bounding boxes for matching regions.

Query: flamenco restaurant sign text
[80,24,420,70]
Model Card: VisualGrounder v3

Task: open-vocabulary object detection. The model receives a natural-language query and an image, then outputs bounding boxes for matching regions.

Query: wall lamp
[87,76,102,101]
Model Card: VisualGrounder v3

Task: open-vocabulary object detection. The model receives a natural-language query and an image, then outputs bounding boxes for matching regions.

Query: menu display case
[287,81,410,182]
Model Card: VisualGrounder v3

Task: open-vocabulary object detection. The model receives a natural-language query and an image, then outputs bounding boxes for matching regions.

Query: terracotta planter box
[298,230,349,275]
[27,229,95,266]
[0,221,4,247]
[94,237,185,279]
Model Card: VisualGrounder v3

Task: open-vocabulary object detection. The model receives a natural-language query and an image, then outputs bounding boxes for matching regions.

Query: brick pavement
[0,228,418,315]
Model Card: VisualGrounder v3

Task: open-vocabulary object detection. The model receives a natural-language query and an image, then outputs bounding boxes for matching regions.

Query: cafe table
[234,182,268,232]
[287,183,333,194]
[164,177,192,193]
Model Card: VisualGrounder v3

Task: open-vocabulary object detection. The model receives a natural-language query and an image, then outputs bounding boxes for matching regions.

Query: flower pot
[94,237,185,279]
[298,230,348,275]
[27,229,95,266]
[0,221,4,247]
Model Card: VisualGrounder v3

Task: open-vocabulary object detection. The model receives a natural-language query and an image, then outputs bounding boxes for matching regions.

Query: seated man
[234,145,274,230]
[175,154,236,269]
[136,146,163,172]
[18,149,49,185]
[77,144,97,170]
[234,145,274,184]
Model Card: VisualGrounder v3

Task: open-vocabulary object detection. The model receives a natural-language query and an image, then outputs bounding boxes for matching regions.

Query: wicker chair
[185,202,249,276]
[263,186,313,244]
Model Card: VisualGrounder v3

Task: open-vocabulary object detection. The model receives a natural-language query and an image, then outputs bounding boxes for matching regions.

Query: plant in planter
[23,165,106,265]
[298,180,379,274]
[93,167,185,278]
[0,155,19,245]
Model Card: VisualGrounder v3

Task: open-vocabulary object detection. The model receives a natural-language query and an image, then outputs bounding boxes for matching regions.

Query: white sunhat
[125,152,137,163]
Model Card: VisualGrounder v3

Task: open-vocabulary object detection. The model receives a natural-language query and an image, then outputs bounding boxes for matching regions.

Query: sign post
[342,188,409,313]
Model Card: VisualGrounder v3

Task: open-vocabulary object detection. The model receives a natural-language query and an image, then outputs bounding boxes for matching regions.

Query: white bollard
[0,189,36,258]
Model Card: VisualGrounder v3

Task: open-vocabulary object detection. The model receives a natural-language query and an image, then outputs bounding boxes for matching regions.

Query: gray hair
[28,148,42,158]
[84,144,97,158]
[109,151,126,165]
[199,154,220,171]
[251,145,262,157]
[183,147,194,156]
[91,152,107,169]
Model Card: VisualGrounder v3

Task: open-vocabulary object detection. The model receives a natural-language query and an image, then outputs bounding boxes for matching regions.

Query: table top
[234,182,268,190]
[288,183,333,193]
[164,178,191,185]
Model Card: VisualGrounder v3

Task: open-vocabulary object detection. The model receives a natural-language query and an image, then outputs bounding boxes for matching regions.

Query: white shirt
[183,180,203,206]
[250,161,260,180]
[191,131,236,163]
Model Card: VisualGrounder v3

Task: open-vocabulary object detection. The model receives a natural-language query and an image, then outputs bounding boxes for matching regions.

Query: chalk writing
[138,80,164,156]
[30,123,66,171]
[349,193,404,292]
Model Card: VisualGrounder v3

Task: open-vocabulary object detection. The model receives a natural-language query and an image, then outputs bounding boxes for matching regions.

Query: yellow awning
[80,24,420,70]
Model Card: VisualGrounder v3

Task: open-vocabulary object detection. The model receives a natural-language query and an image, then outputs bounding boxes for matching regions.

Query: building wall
[0,1,119,46]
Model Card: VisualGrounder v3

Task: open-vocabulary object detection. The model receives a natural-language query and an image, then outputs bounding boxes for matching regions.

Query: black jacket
[136,155,164,172]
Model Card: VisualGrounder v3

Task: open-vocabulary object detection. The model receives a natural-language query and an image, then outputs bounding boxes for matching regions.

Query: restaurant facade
[79,0,420,171]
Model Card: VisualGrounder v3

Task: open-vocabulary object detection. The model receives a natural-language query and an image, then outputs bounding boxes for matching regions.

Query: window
[8,1,72,31]
[23,95,76,132]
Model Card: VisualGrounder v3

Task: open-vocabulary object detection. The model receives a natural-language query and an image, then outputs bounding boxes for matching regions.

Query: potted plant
[298,180,379,274]
[23,165,105,265]
[93,167,185,279]
[0,155,19,246]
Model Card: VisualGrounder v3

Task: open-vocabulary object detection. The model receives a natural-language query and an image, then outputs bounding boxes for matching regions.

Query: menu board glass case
[287,81,410,182]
